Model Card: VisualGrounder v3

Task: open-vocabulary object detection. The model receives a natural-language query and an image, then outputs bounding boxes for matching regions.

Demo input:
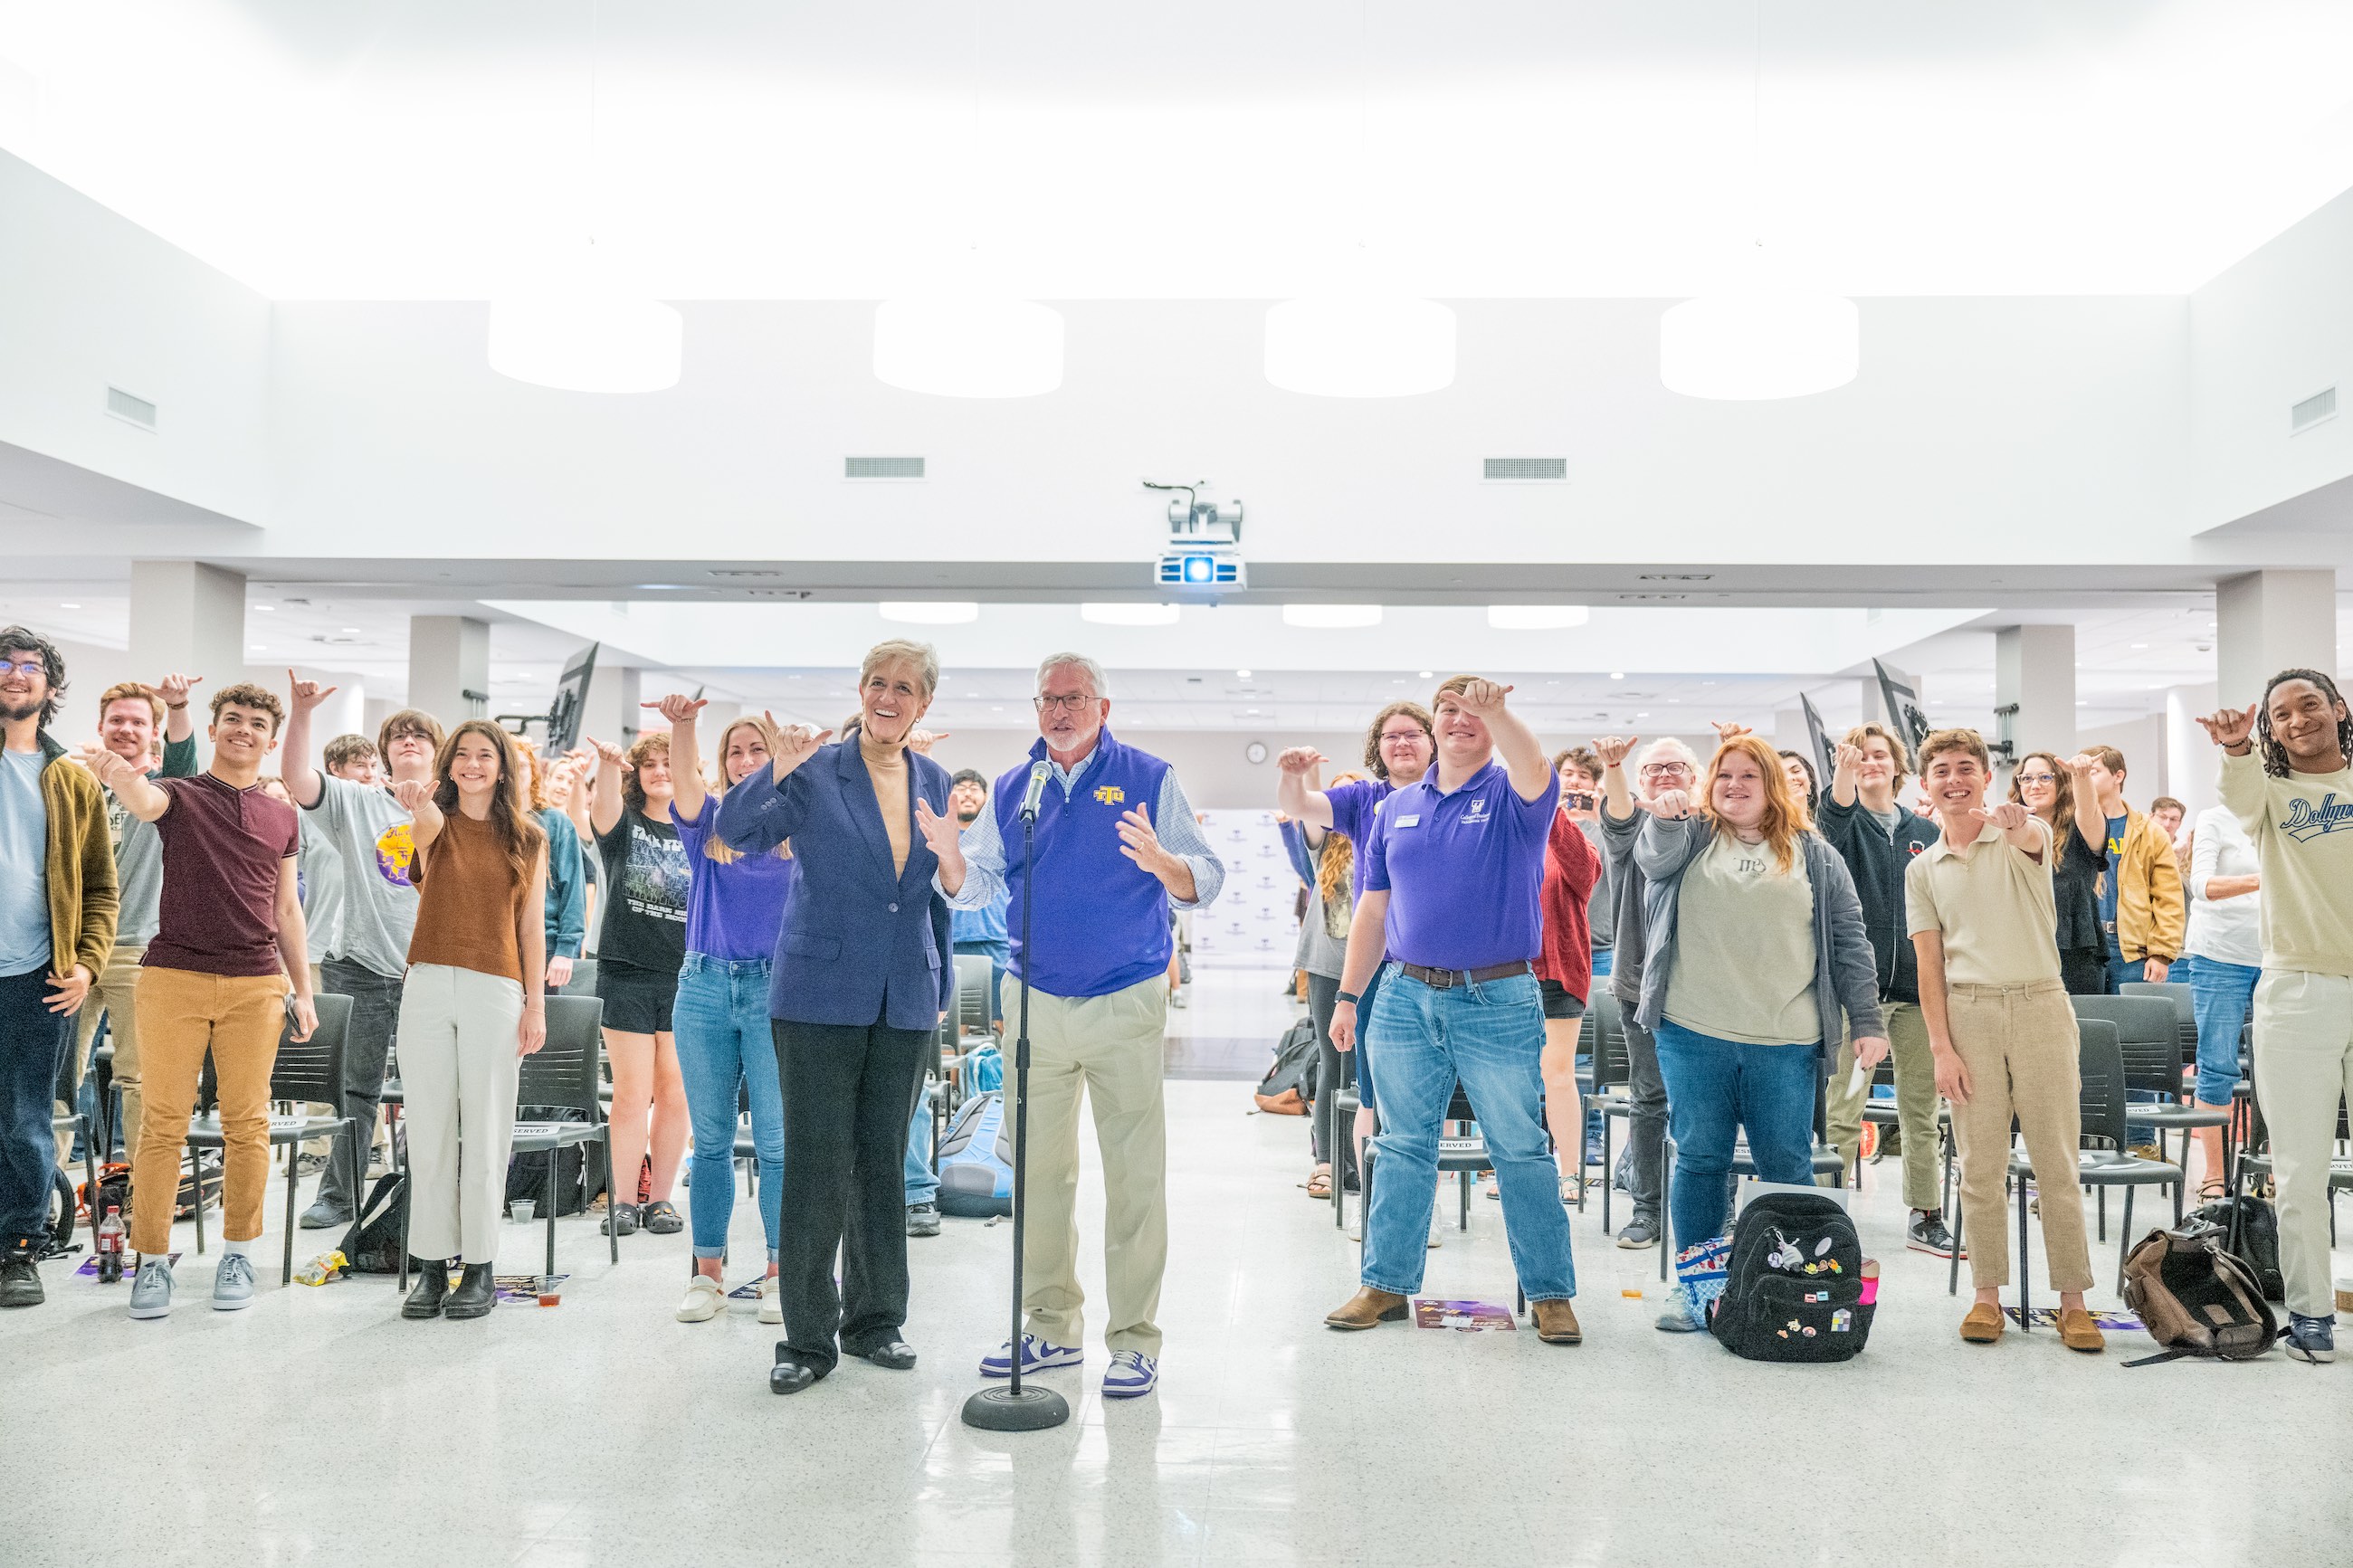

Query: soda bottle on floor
[96,1206,125,1283]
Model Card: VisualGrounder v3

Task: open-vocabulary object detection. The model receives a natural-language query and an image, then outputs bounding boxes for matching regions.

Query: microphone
[1019,759,1051,821]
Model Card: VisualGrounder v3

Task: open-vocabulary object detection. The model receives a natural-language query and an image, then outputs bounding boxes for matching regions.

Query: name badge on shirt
[1392,813,1421,828]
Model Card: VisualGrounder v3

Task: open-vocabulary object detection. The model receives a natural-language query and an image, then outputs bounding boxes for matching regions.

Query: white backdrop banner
[1193,809,1301,969]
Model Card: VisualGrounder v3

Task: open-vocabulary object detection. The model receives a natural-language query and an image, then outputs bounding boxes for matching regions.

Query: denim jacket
[1629,812,1885,1043]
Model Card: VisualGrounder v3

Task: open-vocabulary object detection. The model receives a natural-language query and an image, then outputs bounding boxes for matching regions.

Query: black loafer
[402,1260,449,1319]
[444,1262,497,1320]
[770,1345,824,1394]
[852,1338,918,1371]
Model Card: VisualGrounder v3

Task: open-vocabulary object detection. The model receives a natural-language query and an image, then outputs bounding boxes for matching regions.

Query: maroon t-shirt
[142,773,300,978]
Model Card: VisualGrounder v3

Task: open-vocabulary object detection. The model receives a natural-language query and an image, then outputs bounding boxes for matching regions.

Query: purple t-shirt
[1361,757,1554,972]
[672,797,798,963]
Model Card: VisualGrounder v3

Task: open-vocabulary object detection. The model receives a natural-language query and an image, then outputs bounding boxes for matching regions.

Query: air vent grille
[2292,387,2338,434]
[1482,457,1567,481]
[846,455,925,480]
[106,386,157,431]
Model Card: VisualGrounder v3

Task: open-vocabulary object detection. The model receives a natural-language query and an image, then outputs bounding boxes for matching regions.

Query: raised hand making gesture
[287,669,339,713]
[2196,703,2258,755]
[761,713,832,783]
[1275,746,1328,776]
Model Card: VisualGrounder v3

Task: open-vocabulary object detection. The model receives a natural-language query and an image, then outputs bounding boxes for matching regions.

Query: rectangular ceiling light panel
[106,386,157,431]
[2291,387,2338,434]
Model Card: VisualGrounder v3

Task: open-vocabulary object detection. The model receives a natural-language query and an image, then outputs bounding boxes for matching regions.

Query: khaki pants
[1824,1002,1943,1212]
[2250,970,2353,1318]
[1005,974,1169,1356]
[129,967,288,1256]
[1946,980,2093,1293]
[70,942,148,1160]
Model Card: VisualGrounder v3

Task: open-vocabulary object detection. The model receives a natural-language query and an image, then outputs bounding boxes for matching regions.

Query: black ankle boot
[444,1262,497,1320]
[403,1260,450,1319]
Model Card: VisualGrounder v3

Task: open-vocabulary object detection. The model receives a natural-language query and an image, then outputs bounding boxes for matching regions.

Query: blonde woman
[647,696,797,1325]
[1294,771,1366,1200]
[396,720,548,1322]
[1630,735,1885,1332]
[588,730,691,1237]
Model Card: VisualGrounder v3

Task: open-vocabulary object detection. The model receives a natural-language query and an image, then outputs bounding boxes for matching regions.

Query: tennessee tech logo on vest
[1092,784,1125,806]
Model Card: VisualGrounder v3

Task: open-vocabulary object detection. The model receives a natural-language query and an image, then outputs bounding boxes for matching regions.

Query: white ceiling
[4,1,2352,299]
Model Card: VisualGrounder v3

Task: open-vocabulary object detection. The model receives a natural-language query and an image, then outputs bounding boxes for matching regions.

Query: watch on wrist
[1337,990,1360,1006]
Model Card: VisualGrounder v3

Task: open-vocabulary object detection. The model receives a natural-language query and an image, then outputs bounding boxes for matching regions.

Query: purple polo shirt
[1361,757,1553,972]
[1324,777,1395,903]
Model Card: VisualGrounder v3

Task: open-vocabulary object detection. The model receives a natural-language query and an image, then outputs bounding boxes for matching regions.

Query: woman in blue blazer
[715,640,955,1395]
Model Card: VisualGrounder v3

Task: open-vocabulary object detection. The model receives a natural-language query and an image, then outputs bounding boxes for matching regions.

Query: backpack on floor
[2189,1194,2285,1302]
[340,1170,410,1275]
[963,1043,1004,1096]
[1253,1018,1319,1116]
[1708,1192,1873,1363]
[2121,1223,2276,1364]
[505,1107,589,1216]
[174,1155,223,1221]
[936,1090,1014,1218]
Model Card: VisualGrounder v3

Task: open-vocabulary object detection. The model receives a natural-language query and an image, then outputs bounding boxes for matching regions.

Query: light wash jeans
[673,954,784,1261]
[1358,966,1575,1301]
[2190,956,2258,1106]
[1652,1020,1820,1247]
[904,1098,938,1205]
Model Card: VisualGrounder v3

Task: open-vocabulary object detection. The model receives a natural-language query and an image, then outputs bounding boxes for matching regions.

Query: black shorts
[595,959,680,1034]
[1538,978,1586,1022]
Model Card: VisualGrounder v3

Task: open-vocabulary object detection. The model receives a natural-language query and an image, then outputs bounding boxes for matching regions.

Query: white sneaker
[757,1276,783,1326]
[675,1274,724,1323]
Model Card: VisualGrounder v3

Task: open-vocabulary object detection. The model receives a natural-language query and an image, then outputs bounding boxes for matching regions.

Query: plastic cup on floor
[512,1199,537,1224]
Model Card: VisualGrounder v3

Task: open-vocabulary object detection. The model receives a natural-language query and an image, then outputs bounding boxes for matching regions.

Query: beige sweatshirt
[2220,746,2353,977]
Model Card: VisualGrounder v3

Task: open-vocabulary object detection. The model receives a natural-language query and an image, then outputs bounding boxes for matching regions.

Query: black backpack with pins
[1709,1191,1874,1363]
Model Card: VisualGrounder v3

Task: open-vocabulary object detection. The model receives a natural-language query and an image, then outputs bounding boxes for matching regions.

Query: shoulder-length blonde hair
[431,720,547,888]
[1700,735,1805,875]
[1314,772,1367,907]
[702,715,792,865]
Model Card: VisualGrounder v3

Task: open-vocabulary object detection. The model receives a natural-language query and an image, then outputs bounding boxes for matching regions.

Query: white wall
[2077,714,2169,804]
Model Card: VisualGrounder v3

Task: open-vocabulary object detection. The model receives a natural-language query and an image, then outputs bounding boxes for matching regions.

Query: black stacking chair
[554,958,600,998]
[184,994,359,1284]
[2072,993,2228,1218]
[49,1111,98,1257]
[507,995,617,1280]
[1579,993,1637,1231]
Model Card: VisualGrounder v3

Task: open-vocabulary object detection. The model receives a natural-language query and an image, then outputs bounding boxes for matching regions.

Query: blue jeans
[1652,1020,1821,1247]
[904,1098,937,1204]
[673,954,785,1260]
[0,965,71,1258]
[1591,948,1615,982]
[1351,963,1386,1118]
[2107,955,2145,993]
[2190,957,2259,1105]
[1359,967,1575,1301]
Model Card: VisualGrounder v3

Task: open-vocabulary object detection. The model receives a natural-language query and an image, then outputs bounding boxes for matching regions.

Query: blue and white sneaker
[2282,1313,2336,1364]
[212,1253,256,1311]
[129,1257,174,1320]
[978,1334,1083,1379]
[1101,1349,1157,1399]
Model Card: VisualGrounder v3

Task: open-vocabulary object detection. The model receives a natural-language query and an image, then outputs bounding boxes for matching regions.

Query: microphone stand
[962,798,1070,1432]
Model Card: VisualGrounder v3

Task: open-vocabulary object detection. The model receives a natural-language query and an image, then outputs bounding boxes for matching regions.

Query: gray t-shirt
[100,734,199,949]
[308,774,419,978]
[299,808,347,961]
[0,748,48,977]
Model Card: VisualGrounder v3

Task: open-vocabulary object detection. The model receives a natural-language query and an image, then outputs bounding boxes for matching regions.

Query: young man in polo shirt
[1322,676,1583,1346]
[281,677,441,1229]
[0,628,118,1309]
[90,681,316,1318]
[1817,723,1955,1257]
[66,675,199,1169]
[1907,727,2101,1353]
[925,651,1224,1400]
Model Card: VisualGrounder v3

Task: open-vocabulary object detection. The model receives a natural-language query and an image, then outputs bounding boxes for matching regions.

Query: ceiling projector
[1144,479,1245,597]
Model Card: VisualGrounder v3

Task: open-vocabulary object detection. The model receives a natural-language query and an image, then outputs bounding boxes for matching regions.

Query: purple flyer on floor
[1413,1298,1518,1332]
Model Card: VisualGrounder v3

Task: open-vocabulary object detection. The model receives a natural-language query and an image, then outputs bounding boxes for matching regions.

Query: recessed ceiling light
[1486,604,1589,631]
[1282,603,1384,630]
[2129,642,2148,650]
[1610,672,1626,680]
[991,705,1004,712]
[1637,711,1650,717]
[253,604,274,612]
[250,643,267,651]
[1236,669,1252,679]
[1417,670,1434,679]
[341,627,361,634]
[59,602,80,610]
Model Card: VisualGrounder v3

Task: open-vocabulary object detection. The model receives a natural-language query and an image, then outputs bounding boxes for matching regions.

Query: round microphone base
[961,1384,1072,1432]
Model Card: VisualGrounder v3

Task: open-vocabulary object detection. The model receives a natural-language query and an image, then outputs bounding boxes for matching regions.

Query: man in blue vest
[920,652,1224,1401]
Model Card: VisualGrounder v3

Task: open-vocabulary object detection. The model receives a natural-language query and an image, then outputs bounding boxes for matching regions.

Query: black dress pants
[772,1014,930,1372]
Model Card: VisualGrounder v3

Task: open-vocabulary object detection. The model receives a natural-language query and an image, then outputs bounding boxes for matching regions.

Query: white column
[2216,569,2337,708]
[1995,623,2076,765]
[408,614,491,727]
[2165,683,2221,822]
[581,661,641,750]
[129,560,246,693]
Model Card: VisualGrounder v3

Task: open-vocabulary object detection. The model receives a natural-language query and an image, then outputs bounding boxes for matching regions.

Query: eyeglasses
[0,659,43,677]
[1379,730,1425,745]
[1034,694,1096,715]
[1638,764,1691,779]
[2015,771,2056,784]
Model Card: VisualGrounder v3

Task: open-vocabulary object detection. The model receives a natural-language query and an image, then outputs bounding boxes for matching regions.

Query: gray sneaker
[129,1257,174,1319]
[1616,1214,1661,1250]
[1655,1302,1702,1333]
[212,1252,257,1311]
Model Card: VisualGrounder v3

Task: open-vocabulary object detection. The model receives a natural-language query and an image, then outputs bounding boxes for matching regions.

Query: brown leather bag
[2120,1223,2276,1365]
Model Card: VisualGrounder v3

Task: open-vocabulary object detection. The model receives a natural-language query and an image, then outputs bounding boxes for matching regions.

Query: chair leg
[2096,1185,2105,1243]
[1948,1193,1963,1297]
[282,1147,298,1286]
[1601,1115,1615,1234]
[1659,1138,1673,1283]
[545,1147,558,1281]
[191,1148,207,1256]
[2118,1185,2135,1297]
[605,1140,619,1265]
[2015,1176,2031,1330]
